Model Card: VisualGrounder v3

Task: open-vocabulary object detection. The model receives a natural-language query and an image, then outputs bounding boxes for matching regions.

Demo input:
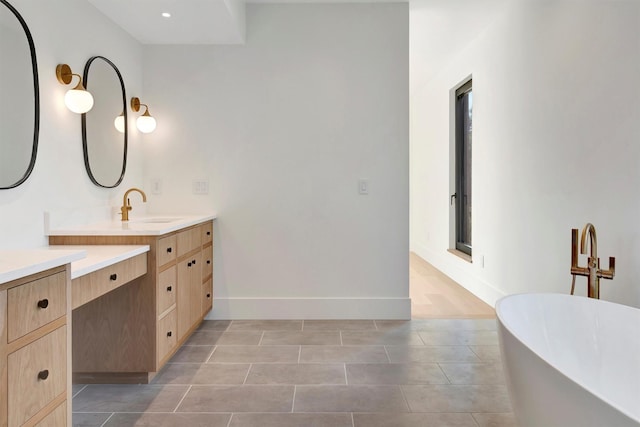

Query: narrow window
[454,80,472,256]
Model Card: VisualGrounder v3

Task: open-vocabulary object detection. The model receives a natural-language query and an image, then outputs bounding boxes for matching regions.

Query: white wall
[411,0,640,308]
[143,3,410,319]
[0,0,144,248]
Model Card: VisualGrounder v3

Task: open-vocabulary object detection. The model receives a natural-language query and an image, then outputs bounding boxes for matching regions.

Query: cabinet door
[190,252,202,326]
[8,271,66,342]
[202,222,213,245]
[157,309,177,363]
[177,252,203,339]
[202,244,213,280]
[8,326,67,427]
[157,266,176,315]
[202,277,213,316]
[157,235,177,268]
[176,258,192,339]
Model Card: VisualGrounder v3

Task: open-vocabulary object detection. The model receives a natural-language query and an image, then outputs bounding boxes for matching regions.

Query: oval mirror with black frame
[81,55,127,188]
[0,0,39,189]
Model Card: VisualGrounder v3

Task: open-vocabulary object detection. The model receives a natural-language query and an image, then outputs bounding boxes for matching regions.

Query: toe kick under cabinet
[49,220,214,384]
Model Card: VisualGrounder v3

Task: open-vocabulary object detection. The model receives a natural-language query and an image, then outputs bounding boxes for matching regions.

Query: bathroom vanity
[0,249,84,427]
[48,215,215,384]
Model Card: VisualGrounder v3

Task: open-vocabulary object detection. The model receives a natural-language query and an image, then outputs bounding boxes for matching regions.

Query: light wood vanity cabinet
[1,266,71,427]
[49,219,214,383]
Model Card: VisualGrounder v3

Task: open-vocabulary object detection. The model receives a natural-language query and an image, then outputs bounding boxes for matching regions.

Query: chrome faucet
[120,187,147,221]
[570,223,615,299]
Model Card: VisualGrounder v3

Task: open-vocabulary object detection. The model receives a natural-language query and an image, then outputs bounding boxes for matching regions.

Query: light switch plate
[358,179,369,195]
[151,179,162,195]
[193,179,209,195]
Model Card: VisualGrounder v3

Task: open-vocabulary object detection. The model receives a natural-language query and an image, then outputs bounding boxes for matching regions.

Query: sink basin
[131,217,183,224]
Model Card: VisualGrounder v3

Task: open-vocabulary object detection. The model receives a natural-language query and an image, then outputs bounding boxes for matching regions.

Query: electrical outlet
[193,179,209,195]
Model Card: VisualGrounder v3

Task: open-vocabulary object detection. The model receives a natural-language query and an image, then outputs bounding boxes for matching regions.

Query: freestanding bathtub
[496,293,640,427]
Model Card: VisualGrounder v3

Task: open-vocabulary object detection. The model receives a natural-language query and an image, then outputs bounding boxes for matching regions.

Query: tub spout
[570,223,615,299]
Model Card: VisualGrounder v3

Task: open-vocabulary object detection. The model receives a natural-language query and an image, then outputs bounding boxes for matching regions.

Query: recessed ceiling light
[162,12,171,18]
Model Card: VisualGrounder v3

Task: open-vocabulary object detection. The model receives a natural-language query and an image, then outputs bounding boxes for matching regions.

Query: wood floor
[410,252,495,319]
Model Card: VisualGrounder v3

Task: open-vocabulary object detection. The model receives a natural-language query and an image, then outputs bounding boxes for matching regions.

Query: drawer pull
[37,299,49,309]
[206,231,211,236]
[207,260,211,265]
[192,259,197,265]
[167,331,172,337]
[110,273,118,281]
[38,370,49,380]
[188,262,192,267]
[167,286,172,292]
[167,247,173,253]
[207,293,211,298]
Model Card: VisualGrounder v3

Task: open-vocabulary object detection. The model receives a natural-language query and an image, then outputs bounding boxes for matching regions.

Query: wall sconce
[55,64,94,114]
[114,111,125,133]
[131,97,156,133]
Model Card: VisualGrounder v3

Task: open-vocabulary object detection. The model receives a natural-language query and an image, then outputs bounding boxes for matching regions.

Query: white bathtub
[496,293,640,427]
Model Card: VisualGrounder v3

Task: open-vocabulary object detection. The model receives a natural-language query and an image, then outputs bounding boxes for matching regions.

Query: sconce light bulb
[114,114,125,133]
[64,89,94,114]
[137,112,157,133]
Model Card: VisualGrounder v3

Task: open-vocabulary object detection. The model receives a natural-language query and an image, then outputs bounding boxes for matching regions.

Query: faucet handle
[599,257,615,279]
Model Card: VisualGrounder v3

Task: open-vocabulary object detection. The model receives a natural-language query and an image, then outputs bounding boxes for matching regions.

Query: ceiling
[87,0,508,56]
[87,0,247,44]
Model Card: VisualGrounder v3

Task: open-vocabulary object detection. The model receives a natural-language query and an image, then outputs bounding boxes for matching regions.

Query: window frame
[453,79,472,256]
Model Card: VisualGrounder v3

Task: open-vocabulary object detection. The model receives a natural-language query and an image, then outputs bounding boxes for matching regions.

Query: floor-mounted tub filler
[497,293,640,427]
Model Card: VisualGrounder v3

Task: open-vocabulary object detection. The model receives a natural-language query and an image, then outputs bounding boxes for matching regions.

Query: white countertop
[49,245,150,279]
[0,248,86,285]
[47,214,216,236]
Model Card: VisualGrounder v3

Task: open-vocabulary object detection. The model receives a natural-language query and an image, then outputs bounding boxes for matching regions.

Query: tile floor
[72,319,518,427]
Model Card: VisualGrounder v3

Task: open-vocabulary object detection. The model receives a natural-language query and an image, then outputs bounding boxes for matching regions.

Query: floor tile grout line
[172,384,192,413]
[383,345,391,363]
[98,412,115,427]
[351,411,355,427]
[398,384,412,413]
[291,385,297,413]
[242,364,252,385]
[301,320,304,331]
[298,346,302,364]
[373,320,379,330]
[470,413,482,427]
[258,331,265,346]
[226,413,234,427]
[467,345,483,362]
[339,330,343,346]
[436,362,453,384]
[72,384,88,399]
[205,345,218,363]
[343,363,348,385]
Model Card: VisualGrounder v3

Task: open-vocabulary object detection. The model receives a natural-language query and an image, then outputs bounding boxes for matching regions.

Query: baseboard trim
[205,297,411,320]
[413,243,505,308]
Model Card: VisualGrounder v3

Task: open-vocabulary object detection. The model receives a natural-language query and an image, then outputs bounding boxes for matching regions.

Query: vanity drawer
[157,235,177,267]
[177,227,202,257]
[35,401,66,427]
[157,266,177,314]
[157,309,177,363]
[202,278,213,316]
[72,253,147,309]
[202,245,213,279]
[8,271,66,342]
[8,326,67,427]
[202,222,213,245]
